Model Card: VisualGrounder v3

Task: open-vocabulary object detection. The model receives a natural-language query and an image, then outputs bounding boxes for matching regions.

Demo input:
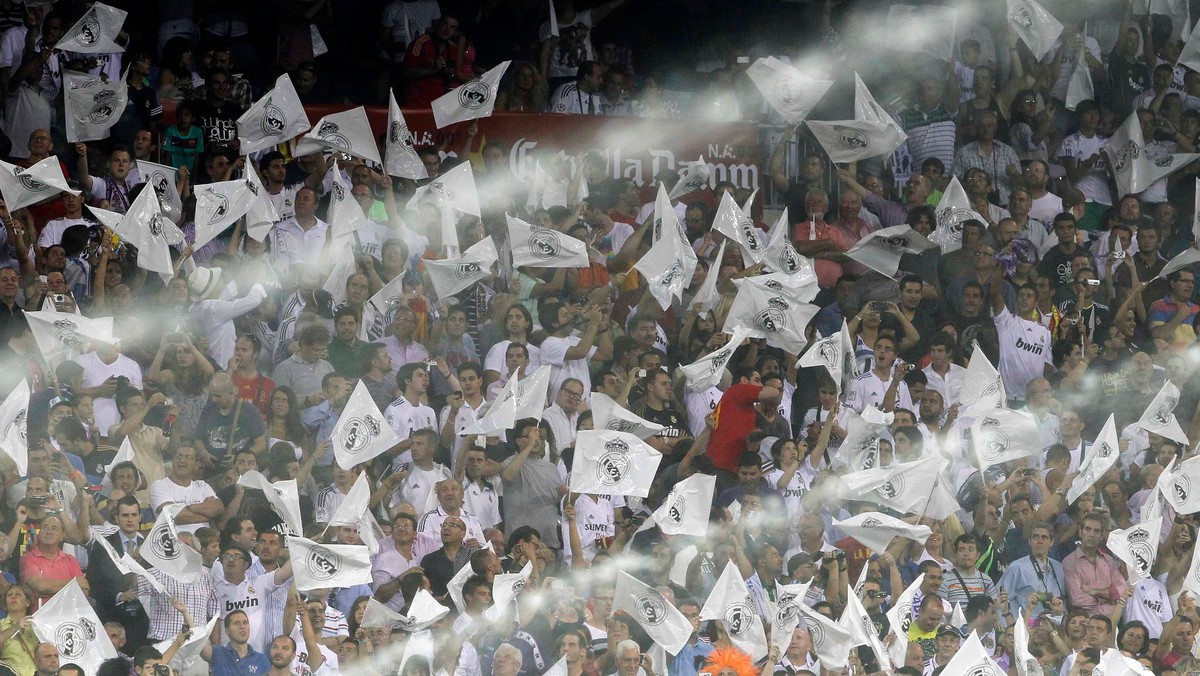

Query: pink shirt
[1062,548,1127,616]
[20,547,83,608]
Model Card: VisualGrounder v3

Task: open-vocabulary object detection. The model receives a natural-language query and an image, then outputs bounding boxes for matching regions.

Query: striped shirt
[898,106,957,174]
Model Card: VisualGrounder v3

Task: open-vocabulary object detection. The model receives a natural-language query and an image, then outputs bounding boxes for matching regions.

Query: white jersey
[922,363,966,404]
[462,477,502,529]
[484,340,541,381]
[1123,577,1174,639]
[384,395,437,438]
[540,335,596,403]
[1058,131,1112,205]
[267,184,302,222]
[845,370,914,414]
[561,494,615,565]
[993,307,1052,401]
[685,387,722,437]
[213,570,288,653]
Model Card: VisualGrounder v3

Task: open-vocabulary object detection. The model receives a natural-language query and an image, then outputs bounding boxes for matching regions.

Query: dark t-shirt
[193,100,245,151]
[196,401,266,459]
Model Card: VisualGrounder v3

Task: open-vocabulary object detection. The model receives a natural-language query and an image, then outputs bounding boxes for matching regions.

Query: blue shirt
[997,555,1066,618]
[211,644,270,676]
[670,640,714,676]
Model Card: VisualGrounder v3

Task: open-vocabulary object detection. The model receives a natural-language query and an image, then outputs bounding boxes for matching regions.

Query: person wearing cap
[188,265,267,370]
[922,624,961,674]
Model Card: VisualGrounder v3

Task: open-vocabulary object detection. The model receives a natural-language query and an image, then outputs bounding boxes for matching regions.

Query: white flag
[833,512,932,554]
[237,74,311,153]
[691,239,725,317]
[846,224,938,278]
[931,176,985,253]
[760,209,816,283]
[193,179,256,248]
[942,632,1006,675]
[839,456,946,514]
[768,582,810,653]
[700,562,768,660]
[461,374,519,436]
[113,186,182,276]
[25,310,114,367]
[1013,611,1040,676]
[327,472,372,528]
[723,277,819,354]
[0,157,77,212]
[613,571,693,655]
[1067,414,1120,503]
[139,159,184,224]
[1065,50,1095,111]
[887,5,959,61]
[569,430,663,498]
[364,590,450,631]
[296,107,382,165]
[93,535,165,593]
[432,61,511,129]
[589,392,666,440]
[327,166,367,239]
[840,582,891,673]
[1137,381,1189,445]
[806,74,907,163]
[958,345,1006,418]
[446,553,476,614]
[651,473,716,536]
[1106,110,1200,197]
[746,56,833,124]
[1182,513,1200,597]
[1108,495,1163,582]
[507,214,589,268]
[0,381,28,479]
[361,598,406,629]
[1194,181,1200,245]
[288,536,373,591]
[970,408,1043,470]
[426,236,498,298]
[407,161,481,249]
[484,561,534,622]
[385,90,428,179]
[514,365,554,421]
[244,158,279,241]
[1097,649,1156,675]
[544,658,569,676]
[796,603,855,670]
[31,580,117,674]
[1008,0,1064,60]
[331,381,403,469]
[100,437,133,490]
[153,615,219,673]
[55,2,126,53]
[797,320,857,393]
[885,574,924,666]
[1182,19,1200,72]
[681,327,752,393]
[1158,456,1200,514]
[64,68,129,143]
[634,218,694,311]
[711,191,765,267]
[140,505,203,584]
[236,470,304,536]
[667,156,710,200]
[359,271,406,342]
[1153,247,1200,281]
[548,0,559,36]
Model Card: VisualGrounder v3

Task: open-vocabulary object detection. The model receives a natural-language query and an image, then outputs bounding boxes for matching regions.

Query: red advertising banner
[303,106,763,192]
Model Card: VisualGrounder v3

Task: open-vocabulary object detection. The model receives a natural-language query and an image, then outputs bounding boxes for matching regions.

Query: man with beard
[196,373,268,462]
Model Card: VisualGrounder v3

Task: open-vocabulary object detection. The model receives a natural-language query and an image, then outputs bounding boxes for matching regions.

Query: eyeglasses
[562,389,584,399]
[444,521,465,530]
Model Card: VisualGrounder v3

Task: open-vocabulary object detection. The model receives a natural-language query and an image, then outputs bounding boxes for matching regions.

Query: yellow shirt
[0,615,38,676]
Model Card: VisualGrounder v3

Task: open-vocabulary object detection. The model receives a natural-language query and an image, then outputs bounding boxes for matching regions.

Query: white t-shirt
[538,9,595,79]
[383,395,437,438]
[37,217,93,249]
[561,493,615,565]
[148,477,217,533]
[214,571,288,653]
[685,387,722,437]
[845,370,914,414]
[484,340,541,381]
[1058,131,1112,205]
[993,307,1052,401]
[1029,192,1064,225]
[539,335,596,402]
[266,184,301,222]
[73,352,143,433]
[287,624,340,676]
[923,363,966,404]
[388,455,452,512]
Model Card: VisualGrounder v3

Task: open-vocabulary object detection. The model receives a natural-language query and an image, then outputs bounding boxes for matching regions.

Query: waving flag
[141,505,203,584]
[796,603,855,670]
[515,365,554,420]
[359,271,406,342]
[55,2,126,53]
[840,406,892,471]
[766,582,809,653]
[153,615,218,674]
[797,321,857,393]
[1106,111,1200,197]
[296,107,382,165]
[193,179,255,248]
[701,562,768,660]
[1067,414,1120,503]
[1007,0,1063,60]
[839,456,946,514]
[613,571,692,654]
[0,157,77,212]
[667,156,710,200]
[570,430,663,498]
[1108,496,1164,582]
[691,240,725,317]
[1158,456,1200,514]
[327,472,372,530]
[289,536,372,591]
[635,203,697,310]
[1137,381,1189,445]
[236,471,304,536]
[26,310,114,367]
[834,512,932,554]
[93,534,165,593]
[243,158,280,241]
[484,561,534,622]
[712,191,765,267]
[327,167,367,239]
[139,159,184,223]
[432,61,511,128]
[364,591,449,632]
[1154,247,1200,281]
[386,90,427,179]
[931,176,985,254]
[681,327,752,392]
[238,74,310,153]
[461,375,519,436]
[426,236,498,298]
[942,632,1005,675]
[651,473,716,536]
[64,68,129,143]
[113,186,183,276]
[723,277,819,354]
[1065,50,1094,111]
[970,408,1043,469]
[841,581,891,672]
[807,74,907,162]
[746,56,833,124]
[408,160,480,249]
[886,574,924,666]
[332,381,403,469]
[887,5,959,61]
[959,345,1006,417]
[589,392,666,439]
[846,224,938,278]
[32,581,117,674]
[507,214,589,268]
[0,382,28,476]
[1012,611,1039,676]
[760,209,815,283]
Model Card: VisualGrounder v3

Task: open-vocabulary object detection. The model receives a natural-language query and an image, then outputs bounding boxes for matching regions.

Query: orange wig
[702,646,758,676]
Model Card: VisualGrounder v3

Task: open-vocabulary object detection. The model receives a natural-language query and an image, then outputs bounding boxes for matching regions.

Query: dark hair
[396,363,425,391]
[463,575,490,599]
[259,151,285,170]
[132,646,163,669]
[954,533,979,550]
[506,525,541,552]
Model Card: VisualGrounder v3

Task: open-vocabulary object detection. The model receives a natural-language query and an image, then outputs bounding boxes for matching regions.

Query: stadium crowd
[6,0,1200,676]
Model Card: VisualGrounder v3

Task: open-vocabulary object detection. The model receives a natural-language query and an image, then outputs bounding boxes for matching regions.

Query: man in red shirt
[707,367,781,473]
[404,14,477,109]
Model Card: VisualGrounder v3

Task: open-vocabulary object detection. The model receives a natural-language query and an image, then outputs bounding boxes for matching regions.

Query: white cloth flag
[331,381,403,469]
[484,561,533,622]
[1106,110,1200,197]
[386,90,428,179]
[358,271,405,341]
[887,5,958,61]
[1008,0,1063,60]
[723,277,818,354]
[140,505,203,584]
[56,2,126,53]
[25,310,113,367]
[544,658,569,676]
[327,472,372,528]
[0,157,77,212]
[1182,511,1200,597]
[635,211,695,310]
[712,191,764,267]
[288,536,372,591]
[507,214,589,268]
[193,179,255,247]
[613,571,692,655]
[1137,381,1189,444]
[691,239,725,317]
[1158,456,1200,514]
[746,56,833,124]
[761,209,816,283]
[807,74,907,162]
[931,176,985,253]
[514,365,553,420]
[1154,247,1200,281]
[958,345,1006,418]
[840,582,891,673]
[408,160,481,249]
[970,408,1043,469]
[296,107,382,165]
[1108,496,1163,582]
[92,534,165,593]
[153,615,218,674]
[700,562,768,660]
[651,473,716,536]
[237,73,310,153]
[840,407,892,472]
[797,321,857,393]
[432,61,511,128]
[327,166,367,239]
[64,68,129,143]
[681,327,752,393]
[236,470,304,535]
[795,603,855,670]
[1182,19,1200,72]
[667,156,710,200]
[139,160,183,223]
[426,236,498,298]
[1065,49,1094,111]
[569,430,662,498]
[846,224,938,278]
[1068,414,1120,503]
[363,590,449,631]
[461,374,519,436]
[886,574,924,666]
[113,186,183,276]
[31,580,117,674]
[1013,611,1039,676]
[0,381,28,477]
[589,392,665,440]
[834,512,932,554]
[361,598,406,628]
[943,632,1006,675]
[839,456,946,514]
[768,582,809,653]
[244,158,279,241]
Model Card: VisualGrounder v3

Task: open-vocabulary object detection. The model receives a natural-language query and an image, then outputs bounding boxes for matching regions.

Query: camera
[26,495,47,506]
[154,664,171,676]
[115,375,130,388]
[834,550,847,561]
[50,293,66,304]
[1084,279,1101,287]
